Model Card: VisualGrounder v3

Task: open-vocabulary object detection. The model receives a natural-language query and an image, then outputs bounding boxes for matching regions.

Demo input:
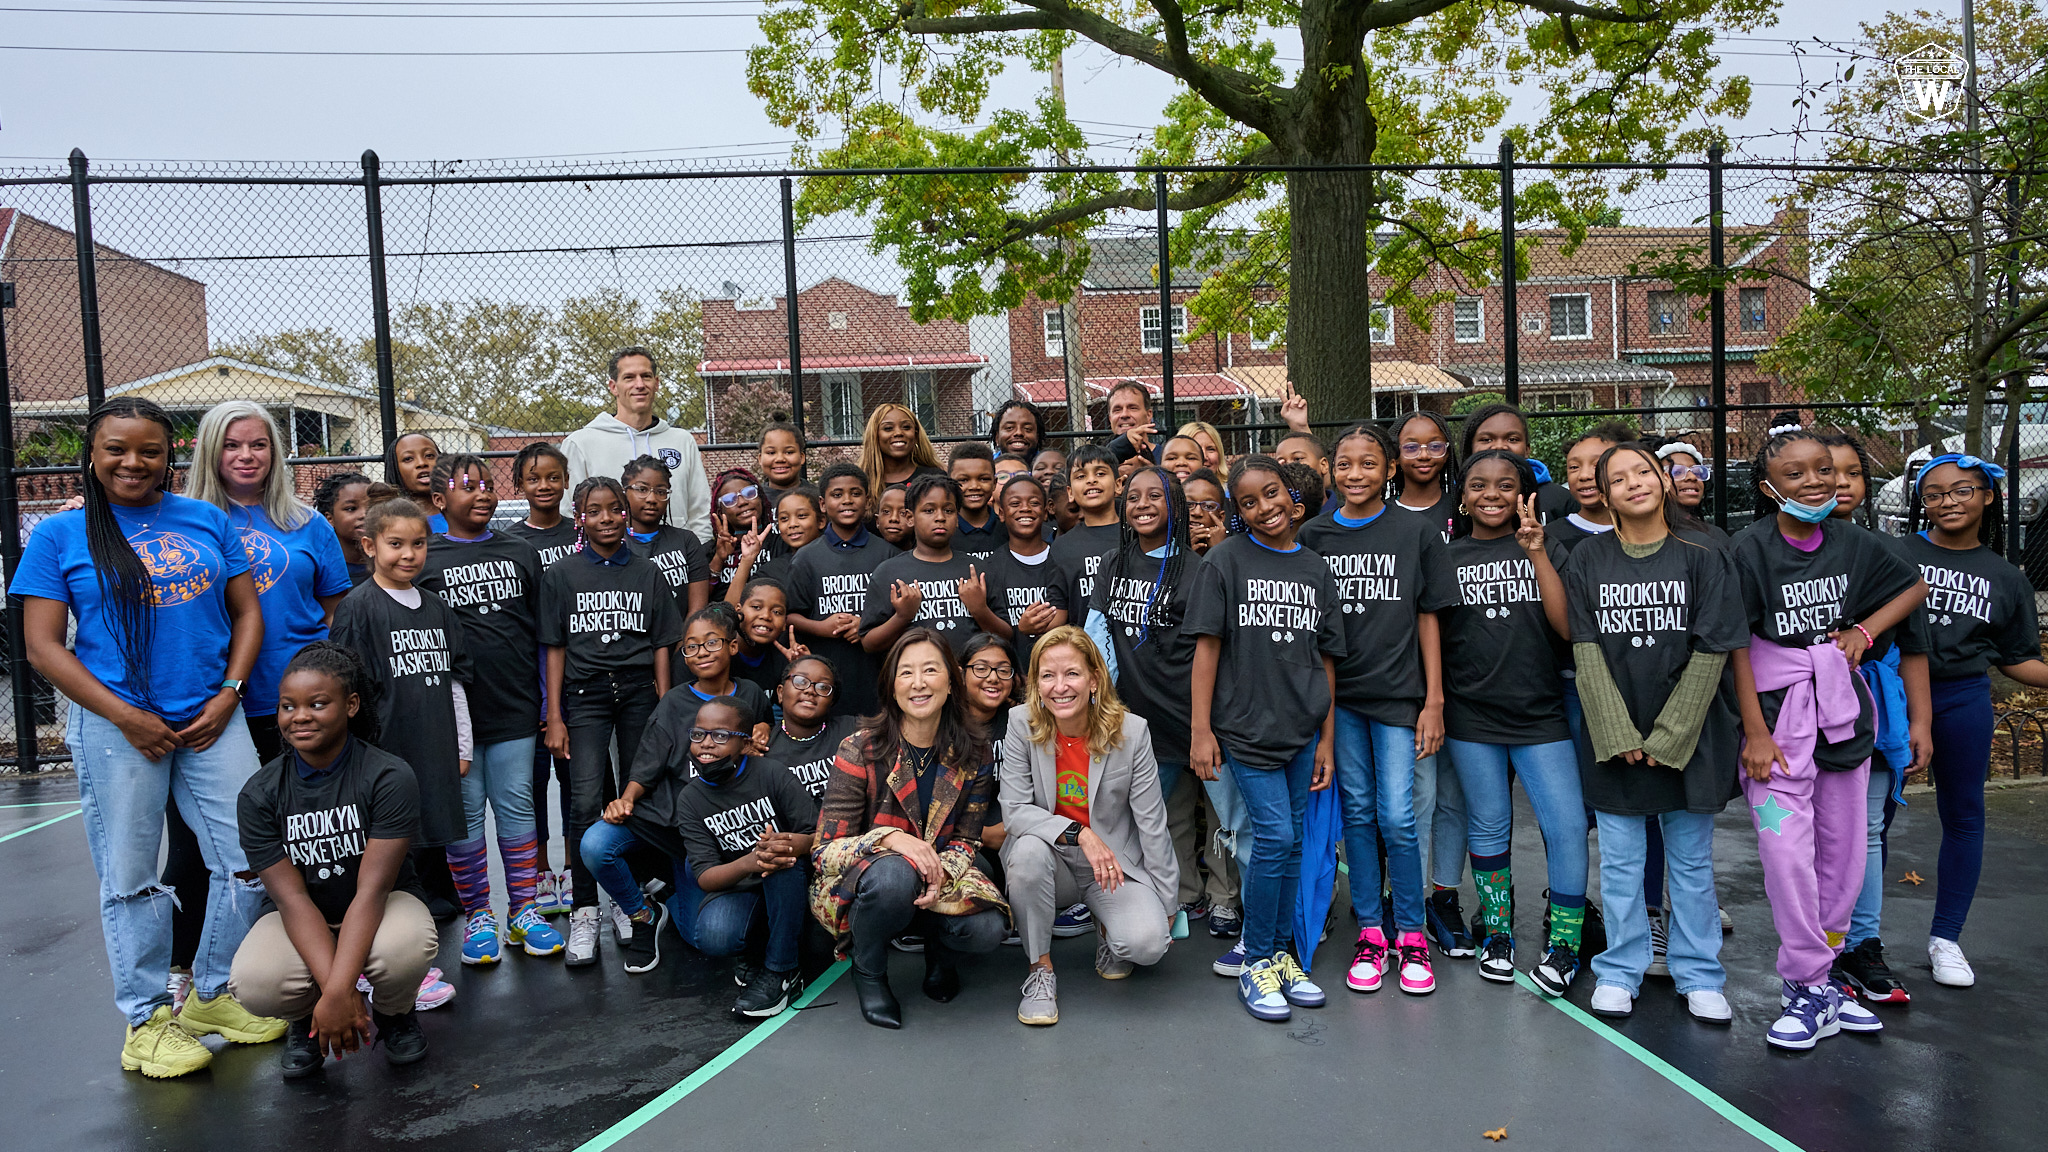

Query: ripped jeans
[68,703,265,1026]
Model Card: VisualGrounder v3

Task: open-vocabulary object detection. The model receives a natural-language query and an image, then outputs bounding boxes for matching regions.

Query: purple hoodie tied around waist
[1745,635,1862,766]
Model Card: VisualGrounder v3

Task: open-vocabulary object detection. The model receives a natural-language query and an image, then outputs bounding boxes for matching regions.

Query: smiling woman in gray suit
[1000,626,1179,1026]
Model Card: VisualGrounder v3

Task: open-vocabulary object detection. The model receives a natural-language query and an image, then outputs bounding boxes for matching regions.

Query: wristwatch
[1057,823,1082,846]
[219,679,245,699]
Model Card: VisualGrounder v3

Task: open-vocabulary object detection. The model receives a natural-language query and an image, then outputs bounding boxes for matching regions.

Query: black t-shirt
[627,525,711,614]
[1535,479,1575,521]
[953,514,1006,563]
[329,582,474,847]
[238,738,427,923]
[504,519,582,570]
[675,759,821,886]
[1050,522,1121,620]
[860,551,1008,657]
[713,530,787,602]
[1731,518,1921,650]
[1394,489,1458,543]
[624,680,771,827]
[1545,515,1613,556]
[538,549,686,683]
[785,531,901,719]
[1564,532,1746,814]
[981,545,1066,666]
[1298,506,1445,726]
[759,714,862,799]
[417,532,544,744]
[1421,533,1571,745]
[1903,535,2041,680]
[1184,534,1347,768]
[1090,549,1202,762]
[731,643,788,700]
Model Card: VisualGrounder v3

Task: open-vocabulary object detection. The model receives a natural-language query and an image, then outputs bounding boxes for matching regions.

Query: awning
[1446,359,1676,390]
[1224,361,1466,399]
[699,353,987,376]
[1013,372,1251,406]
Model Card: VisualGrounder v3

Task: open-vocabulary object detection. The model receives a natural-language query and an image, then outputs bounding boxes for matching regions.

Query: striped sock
[499,834,540,914]
[447,836,493,915]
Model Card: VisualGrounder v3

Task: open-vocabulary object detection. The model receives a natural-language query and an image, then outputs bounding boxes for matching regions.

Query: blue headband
[1916,453,2006,491]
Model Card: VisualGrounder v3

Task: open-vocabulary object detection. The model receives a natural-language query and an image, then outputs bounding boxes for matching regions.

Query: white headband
[1767,422,1802,437]
[1654,441,1700,461]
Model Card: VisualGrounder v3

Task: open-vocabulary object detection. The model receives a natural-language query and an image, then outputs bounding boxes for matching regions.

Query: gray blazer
[999,705,1179,914]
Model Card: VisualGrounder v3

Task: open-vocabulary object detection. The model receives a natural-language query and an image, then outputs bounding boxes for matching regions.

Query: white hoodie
[562,410,712,541]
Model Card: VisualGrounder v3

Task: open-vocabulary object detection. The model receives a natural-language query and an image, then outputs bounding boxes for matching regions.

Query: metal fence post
[362,150,399,457]
[1156,172,1175,431]
[0,281,36,774]
[780,177,806,452]
[69,149,105,411]
[1708,142,1729,530]
[2004,174,2025,565]
[1499,139,1519,407]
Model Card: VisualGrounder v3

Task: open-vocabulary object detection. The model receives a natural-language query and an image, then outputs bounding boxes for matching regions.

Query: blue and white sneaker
[1768,980,1841,1050]
[1052,903,1094,938]
[1208,905,1243,938]
[1238,958,1292,1021]
[507,904,564,956]
[1834,991,1884,1034]
[1273,951,1326,1008]
[460,911,501,965]
[531,871,565,917]
[1212,939,1249,976]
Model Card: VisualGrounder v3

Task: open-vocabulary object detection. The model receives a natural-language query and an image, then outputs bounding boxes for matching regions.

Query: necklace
[779,720,823,743]
[114,493,168,538]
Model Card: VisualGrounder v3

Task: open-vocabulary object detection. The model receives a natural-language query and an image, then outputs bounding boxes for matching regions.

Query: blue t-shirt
[229,503,353,716]
[13,493,252,723]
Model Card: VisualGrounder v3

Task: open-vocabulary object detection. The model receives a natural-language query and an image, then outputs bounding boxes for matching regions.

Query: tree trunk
[1286,168,1379,427]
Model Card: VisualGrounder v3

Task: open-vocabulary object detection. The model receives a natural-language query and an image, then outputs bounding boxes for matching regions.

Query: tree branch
[1975,294,2048,369]
[899,8,1059,35]
[1513,0,1669,24]
[961,153,1277,263]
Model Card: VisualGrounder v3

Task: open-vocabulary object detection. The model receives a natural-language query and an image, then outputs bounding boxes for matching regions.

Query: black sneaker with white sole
[1425,889,1476,957]
[734,967,803,1017]
[889,934,925,953]
[622,904,666,974]
[1477,933,1517,983]
[1529,943,1579,997]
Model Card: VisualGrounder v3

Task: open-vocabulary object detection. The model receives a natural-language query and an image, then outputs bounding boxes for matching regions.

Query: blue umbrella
[1293,779,1342,973]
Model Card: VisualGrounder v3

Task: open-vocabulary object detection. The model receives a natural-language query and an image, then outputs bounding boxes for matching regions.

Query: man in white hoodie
[562,346,712,540]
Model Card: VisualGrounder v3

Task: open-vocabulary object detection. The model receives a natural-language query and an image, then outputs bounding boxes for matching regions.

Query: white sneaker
[1928,936,1975,987]
[611,901,635,945]
[1590,984,1634,1017]
[565,906,601,967]
[166,967,193,1014]
[1684,989,1732,1023]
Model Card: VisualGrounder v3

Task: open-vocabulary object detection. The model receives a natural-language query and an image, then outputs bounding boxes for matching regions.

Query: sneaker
[1212,939,1249,977]
[735,966,802,1017]
[1929,936,1975,987]
[1095,936,1134,980]
[1018,966,1059,1026]
[1425,889,1476,957]
[1237,958,1292,1021]
[1834,937,1910,1004]
[1346,927,1390,992]
[1768,981,1840,1050]
[1052,903,1094,937]
[1529,943,1579,997]
[555,871,576,913]
[622,904,666,974]
[565,906,601,967]
[733,959,760,989]
[460,911,501,966]
[889,934,925,953]
[281,1017,323,1079]
[1395,931,1436,995]
[1273,951,1326,1008]
[1646,908,1670,978]
[1207,905,1243,938]
[1834,989,1884,1033]
[1002,926,1023,947]
[1685,989,1733,1023]
[507,904,565,957]
[532,871,564,916]
[371,1007,429,1065]
[610,901,636,946]
[414,968,457,1011]
[1179,898,1211,921]
[1477,933,1516,984]
[177,991,288,1044]
[166,967,193,1014]
[1590,984,1635,1017]
[1720,905,1733,934]
[121,1004,213,1078]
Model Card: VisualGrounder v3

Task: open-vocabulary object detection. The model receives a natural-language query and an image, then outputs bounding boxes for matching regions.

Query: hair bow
[1916,452,2006,489]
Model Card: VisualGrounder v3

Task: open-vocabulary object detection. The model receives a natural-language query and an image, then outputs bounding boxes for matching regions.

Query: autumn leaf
[1899,871,1925,886]
[1484,1128,1508,1142]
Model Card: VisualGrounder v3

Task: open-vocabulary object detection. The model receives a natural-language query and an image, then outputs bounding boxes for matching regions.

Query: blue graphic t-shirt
[14,493,252,723]
[230,503,353,716]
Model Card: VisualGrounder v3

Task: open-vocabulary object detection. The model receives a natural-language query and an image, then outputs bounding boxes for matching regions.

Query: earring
[1457,502,1468,516]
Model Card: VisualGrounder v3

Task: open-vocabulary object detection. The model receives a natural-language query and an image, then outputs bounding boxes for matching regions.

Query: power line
[2,4,760,14]
[0,41,749,52]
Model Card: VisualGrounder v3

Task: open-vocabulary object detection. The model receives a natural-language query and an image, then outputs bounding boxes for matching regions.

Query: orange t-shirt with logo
[1053,733,1090,828]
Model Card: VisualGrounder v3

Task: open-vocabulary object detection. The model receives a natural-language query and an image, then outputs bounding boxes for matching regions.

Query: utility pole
[1963,0,1989,457]
[1052,52,1088,437]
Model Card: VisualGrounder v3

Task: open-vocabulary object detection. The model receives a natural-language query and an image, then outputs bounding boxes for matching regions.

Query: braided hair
[1748,424,1830,519]
[1393,410,1459,505]
[1815,432,1879,528]
[80,398,178,711]
[1451,448,1540,539]
[1331,421,1399,506]
[1907,456,2006,553]
[1457,402,1528,459]
[1100,465,1193,648]
[313,470,374,519]
[1279,461,1324,520]
[1224,453,1290,536]
[281,640,383,745]
[570,476,628,552]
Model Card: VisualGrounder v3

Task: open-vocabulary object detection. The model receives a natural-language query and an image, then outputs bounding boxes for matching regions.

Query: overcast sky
[0,1,1940,168]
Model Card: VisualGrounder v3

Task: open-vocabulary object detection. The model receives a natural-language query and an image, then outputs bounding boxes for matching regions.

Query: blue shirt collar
[826,523,870,550]
[440,529,494,543]
[628,528,658,544]
[1333,505,1386,529]
[958,514,998,536]
[1249,535,1301,554]
[583,544,632,567]
[294,734,354,781]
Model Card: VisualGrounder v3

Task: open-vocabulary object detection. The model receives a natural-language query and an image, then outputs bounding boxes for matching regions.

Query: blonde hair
[1177,420,1226,468]
[188,400,313,530]
[857,403,942,505]
[1024,625,1128,757]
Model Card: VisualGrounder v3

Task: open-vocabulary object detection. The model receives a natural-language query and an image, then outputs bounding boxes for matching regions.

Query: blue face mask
[1767,481,1835,525]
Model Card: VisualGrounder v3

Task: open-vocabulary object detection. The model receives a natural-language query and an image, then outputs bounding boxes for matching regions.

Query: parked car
[1875,424,2048,586]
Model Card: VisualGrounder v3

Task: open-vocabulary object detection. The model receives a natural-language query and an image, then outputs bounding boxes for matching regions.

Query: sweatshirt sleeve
[450,680,475,762]
[674,439,714,542]
[1571,641,1645,763]
[1640,651,1728,771]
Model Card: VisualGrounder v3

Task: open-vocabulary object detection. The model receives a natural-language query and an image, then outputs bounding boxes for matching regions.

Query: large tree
[749,0,1772,415]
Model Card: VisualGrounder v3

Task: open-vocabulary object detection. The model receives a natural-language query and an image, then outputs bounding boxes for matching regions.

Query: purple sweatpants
[1742,758,1869,985]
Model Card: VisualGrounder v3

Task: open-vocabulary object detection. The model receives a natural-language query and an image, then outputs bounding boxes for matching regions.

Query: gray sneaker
[1018,966,1059,1026]
[1646,908,1670,978]
[1095,937,1134,980]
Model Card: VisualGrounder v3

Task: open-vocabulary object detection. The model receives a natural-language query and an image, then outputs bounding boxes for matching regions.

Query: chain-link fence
[1,152,2036,770]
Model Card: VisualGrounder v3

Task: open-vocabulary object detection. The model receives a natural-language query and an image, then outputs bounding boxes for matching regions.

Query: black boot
[280,1017,323,1080]
[372,1008,430,1066]
[852,968,902,1029]
[922,947,962,1003]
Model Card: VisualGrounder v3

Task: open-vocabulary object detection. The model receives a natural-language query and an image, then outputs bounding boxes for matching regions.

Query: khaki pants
[1004,833,1172,964]
[229,890,439,1018]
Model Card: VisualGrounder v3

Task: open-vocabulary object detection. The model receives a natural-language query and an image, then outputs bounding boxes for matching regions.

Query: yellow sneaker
[179,991,288,1044]
[122,1005,214,1078]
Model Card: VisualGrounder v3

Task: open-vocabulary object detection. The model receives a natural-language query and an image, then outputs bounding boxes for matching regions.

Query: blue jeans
[461,735,539,841]
[579,818,805,971]
[1199,760,1252,865]
[1227,741,1317,959]
[1412,747,1469,888]
[1592,810,1724,995]
[1846,761,1892,949]
[1444,738,1587,902]
[68,703,265,1025]
[1332,708,1426,933]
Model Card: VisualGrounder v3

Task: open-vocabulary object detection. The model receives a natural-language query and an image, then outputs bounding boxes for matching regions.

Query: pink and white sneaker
[414,968,458,1011]
[1347,927,1391,992]
[1395,931,1436,995]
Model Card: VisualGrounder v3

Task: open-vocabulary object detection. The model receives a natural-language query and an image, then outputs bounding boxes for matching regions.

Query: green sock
[1473,866,1513,935]
[1549,902,1585,951]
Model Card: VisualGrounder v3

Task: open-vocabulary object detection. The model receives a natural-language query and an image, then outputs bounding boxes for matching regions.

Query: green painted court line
[0,801,80,808]
[1514,971,1805,1152]
[0,807,80,843]
[575,959,850,1152]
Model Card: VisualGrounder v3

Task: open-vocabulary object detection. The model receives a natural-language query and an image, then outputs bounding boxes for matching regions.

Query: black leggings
[561,672,660,909]
[165,714,284,969]
[847,854,1005,977]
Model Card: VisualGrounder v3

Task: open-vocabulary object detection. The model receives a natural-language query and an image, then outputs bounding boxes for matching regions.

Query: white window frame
[1140,304,1188,353]
[904,370,937,434]
[1548,293,1592,341]
[1739,287,1768,333]
[1370,303,1394,345]
[1043,309,1065,358]
[1648,289,1688,337]
[1373,391,1418,421]
[1453,297,1484,343]
[821,371,863,440]
[1525,389,1594,412]
[1248,325,1281,351]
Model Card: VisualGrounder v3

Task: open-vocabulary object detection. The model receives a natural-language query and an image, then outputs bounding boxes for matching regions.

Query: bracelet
[1853,623,1874,649]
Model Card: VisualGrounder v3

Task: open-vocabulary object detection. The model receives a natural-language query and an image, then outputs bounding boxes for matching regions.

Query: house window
[1453,297,1483,343]
[1043,309,1065,358]
[1548,294,1592,340]
[1374,392,1418,421]
[1739,287,1768,333]
[1371,303,1394,345]
[821,371,863,440]
[1648,290,1688,337]
[905,370,937,434]
[1525,390,1593,412]
[1140,304,1188,353]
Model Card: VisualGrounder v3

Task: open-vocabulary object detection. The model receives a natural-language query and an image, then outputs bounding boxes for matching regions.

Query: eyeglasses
[783,672,836,697]
[627,484,671,497]
[680,637,729,656]
[718,486,760,507]
[1400,441,1450,459]
[688,728,749,744]
[1186,500,1224,514]
[1668,464,1713,482]
[1921,484,1988,507]
[965,662,1015,681]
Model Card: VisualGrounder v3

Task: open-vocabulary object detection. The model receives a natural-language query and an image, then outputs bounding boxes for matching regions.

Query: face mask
[1766,481,1834,525]
[694,753,744,786]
